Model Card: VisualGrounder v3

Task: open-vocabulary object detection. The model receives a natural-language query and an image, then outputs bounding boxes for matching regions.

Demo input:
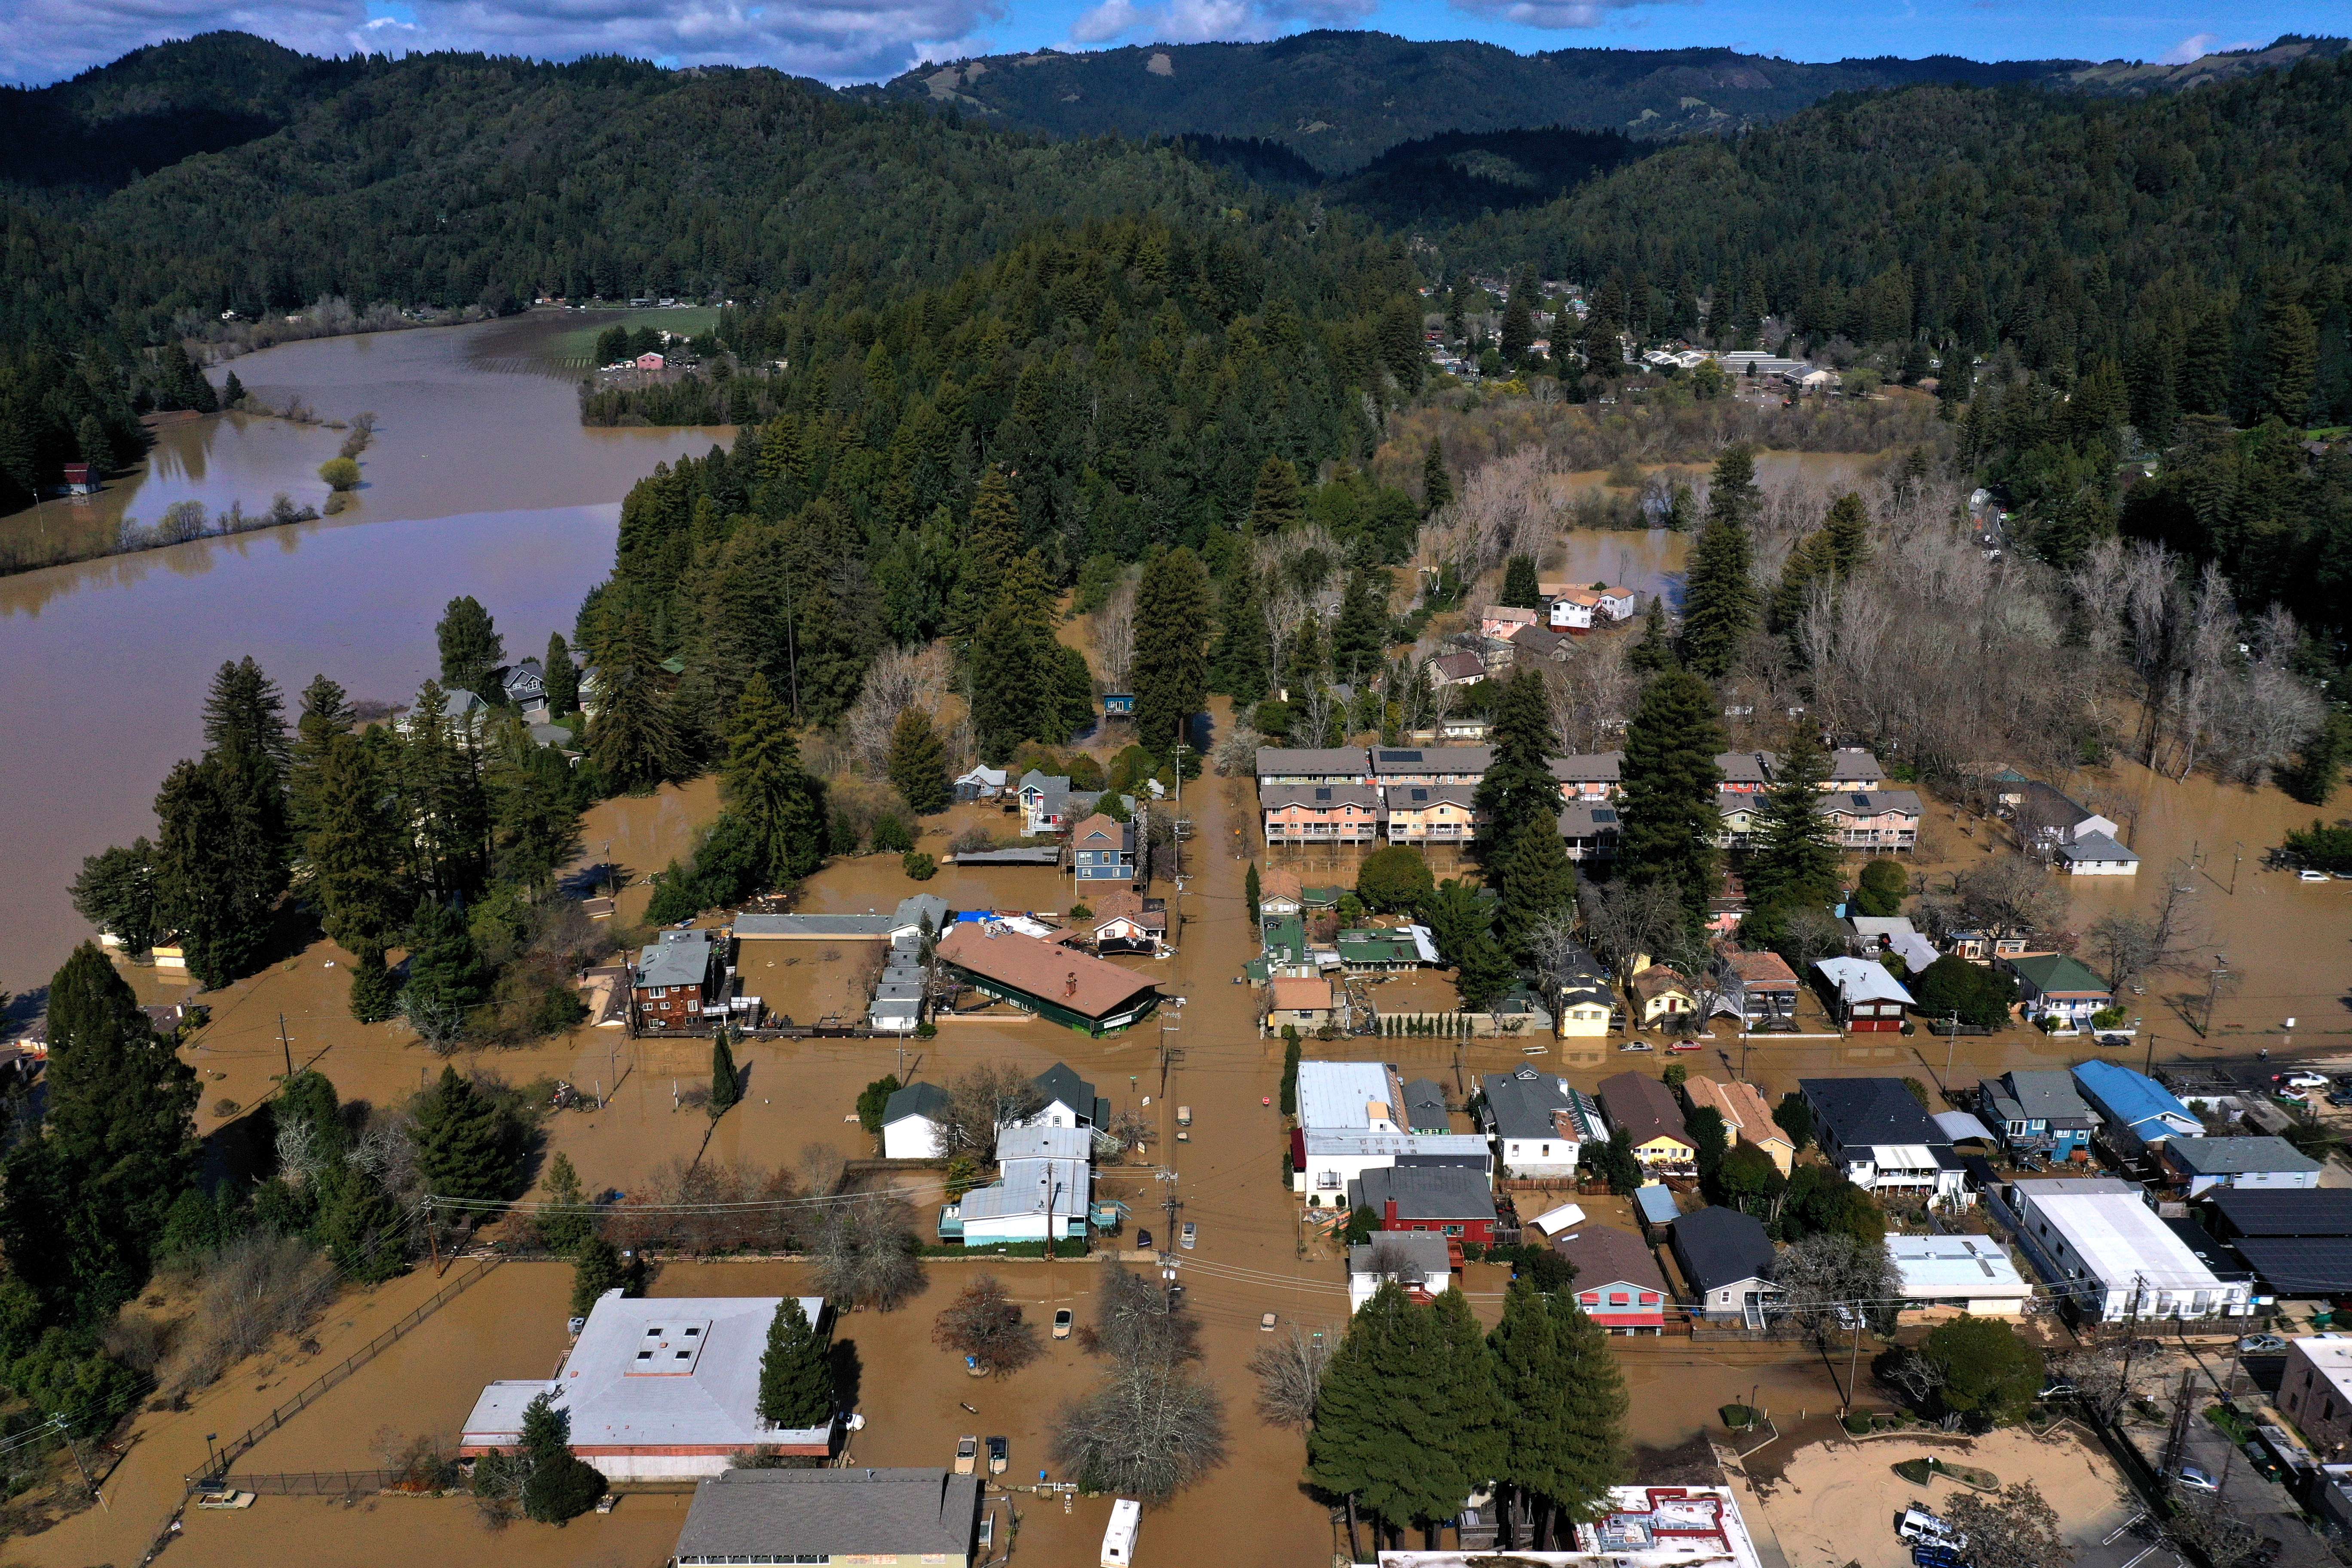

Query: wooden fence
[182,1254,504,1493]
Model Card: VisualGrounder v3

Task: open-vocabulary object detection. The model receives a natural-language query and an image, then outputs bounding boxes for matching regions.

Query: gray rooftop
[2057,830,2139,863]
[1349,1231,1454,1278]
[675,1468,980,1562]
[1350,1164,1494,1222]
[881,1081,950,1126]
[1256,747,1370,777]
[1371,746,1492,776]
[734,913,899,938]
[635,929,718,989]
[2165,1137,2321,1177]
[1480,1066,1599,1144]
[1986,1069,2098,1129]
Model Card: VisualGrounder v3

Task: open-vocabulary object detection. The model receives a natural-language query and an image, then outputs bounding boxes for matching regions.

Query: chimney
[1064,972,1078,999]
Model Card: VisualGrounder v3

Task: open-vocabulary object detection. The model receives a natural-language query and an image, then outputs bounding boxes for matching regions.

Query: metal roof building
[674,1467,982,1566]
[2011,1177,2249,1320]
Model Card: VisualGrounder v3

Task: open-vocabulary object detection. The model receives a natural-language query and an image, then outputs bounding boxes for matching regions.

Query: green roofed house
[2004,953,2114,1032]
[1262,913,1309,969]
[1335,927,1437,972]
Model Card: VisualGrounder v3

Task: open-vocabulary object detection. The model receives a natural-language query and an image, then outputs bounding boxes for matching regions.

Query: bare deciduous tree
[941,1064,1047,1163]
[812,1191,924,1312]
[2046,1338,2159,1426]
[1773,1231,1900,1344]
[1079,1267,1203,1367]
[931,1274,1041,1377]
[842,643,949,771]
[1249,1322,1336,1431]
[1050,1359,1228,1504]
[1945,1482,2071,1568]
[1917,856,2070,943]
[1093,575,1136,693]
[1580,879,1687,983]
[164,1233,336,1393]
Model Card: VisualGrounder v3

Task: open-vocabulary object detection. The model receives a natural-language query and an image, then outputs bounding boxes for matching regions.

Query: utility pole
[1843,1305,1865,1413]
[279,1013,293,1079]
[1944,1011,1961,1084]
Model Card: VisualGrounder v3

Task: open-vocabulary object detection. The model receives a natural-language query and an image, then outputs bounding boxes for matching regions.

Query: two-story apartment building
[1715,752,1776,794]
[2012,1177,2249,1320]
[1254,747,1372,790]
[1262,784,1382,845]
[1819,790,1923,852]
[1813,957,1914,1033]
[1557,801,1623,863]
[1384,785,1483,845]
[1371,747,1492,788]
[1550,752,1624,801]
[1069,813,1137,884]
[1823,749,1886,790]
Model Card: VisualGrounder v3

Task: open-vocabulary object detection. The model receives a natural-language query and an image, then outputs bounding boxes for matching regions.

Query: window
[1580,1293,1600,1306]
[1609,1292,1629,1305]
[1540,1144,1551,1157]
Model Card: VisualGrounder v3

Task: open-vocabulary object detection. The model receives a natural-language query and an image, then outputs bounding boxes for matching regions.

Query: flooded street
[0,314,727,991]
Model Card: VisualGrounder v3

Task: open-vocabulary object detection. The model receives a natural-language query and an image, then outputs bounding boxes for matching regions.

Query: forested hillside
[870,32,2086,172]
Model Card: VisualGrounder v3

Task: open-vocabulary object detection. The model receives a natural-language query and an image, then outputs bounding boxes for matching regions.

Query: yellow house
[1682,1074,1796,1176]
[1556,979,1613,1038]
[1629,965,1695,1029]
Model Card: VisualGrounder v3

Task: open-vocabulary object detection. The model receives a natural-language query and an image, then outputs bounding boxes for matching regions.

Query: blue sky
[2,0,2332,94]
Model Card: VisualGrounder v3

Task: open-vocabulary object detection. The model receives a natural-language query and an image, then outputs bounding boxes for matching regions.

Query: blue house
[2072,1060,2201,1157]
[1102,692,1135,717]
[1981,1069,2099,1160]
[1070,812,1137,885]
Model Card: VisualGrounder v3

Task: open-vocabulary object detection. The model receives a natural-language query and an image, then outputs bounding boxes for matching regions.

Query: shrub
[902,851,937,880]
[871,815,915,854]
[1854,858,1908,916]
[318,456,361,490]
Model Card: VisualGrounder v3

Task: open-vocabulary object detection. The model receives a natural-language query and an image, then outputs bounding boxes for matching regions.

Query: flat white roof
[1302,1130,1492,1161]
[1886,1234,2033,1298]
[956,1158,1088,1222]
[1865,1143,1938,1168]
[2294,1335,2352,1401]
[465,1292,830,1452]
[2015,1179,2227,1292]
[1297,1060,1396,1132]
[1814,956,1915,1006]
[995,1125,1094,1163]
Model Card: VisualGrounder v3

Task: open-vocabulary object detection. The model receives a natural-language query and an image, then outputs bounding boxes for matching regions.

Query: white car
[2280,1072,2328,1090]
[2301,868,2331,882]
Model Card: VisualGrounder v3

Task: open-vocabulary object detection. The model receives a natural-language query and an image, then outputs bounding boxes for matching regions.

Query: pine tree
[0,943,198,1317]
[1770,535,1827,637]
[323,1170,409,1283]
[398,679,492,903]
[1245,864,1261,925]
[1628,596,1673,673]
[402,901,488,1044]
[1499,282,1536,363]
[1820,491,1870,576]
[152,754,277,989]
[1680,447,1759,679]
[309,731,407,956]
[348,944,399,1022]
[1329,571,1389,688]
[1548,1295,1629,1522]
[1618,670,1725,923]
[710,1031,740,1118]
[538,1151,594,1254]
[1500,554,1541,610]
[571,1234,634,1314]
[1250,456,1304,534]
[1210,567,1269,703]
[411,1066,513,1204]
[2283,710,2350,806]
[518,1394,606,1522]
[288,673,355,839]
[1426,1289,1507,1524]
[1491,1278,1571,1546]
[436,595,505,698]
[1055,644,1097,741]
[1133,547,1209,760]
[757,1296,836,1429]
[543,631,580,716]
[886,707,952,814]
[1476,670,1574,961]
[2263,300,2319,426]
[1421,439,1453,514]
[588,608,685,791]
[951,465,1022,640]
[1744,727,1840,915]
[69,839,159,956]
[724,673,828,883]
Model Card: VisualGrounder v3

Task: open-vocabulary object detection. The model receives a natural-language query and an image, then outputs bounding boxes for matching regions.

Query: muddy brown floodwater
[0,312,729,993]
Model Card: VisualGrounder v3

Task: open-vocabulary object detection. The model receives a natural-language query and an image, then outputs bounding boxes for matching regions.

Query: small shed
[1102,692,1135,717]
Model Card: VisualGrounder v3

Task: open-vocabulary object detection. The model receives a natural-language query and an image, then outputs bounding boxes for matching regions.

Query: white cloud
[2157,31,2260,64]
[1445,0,1659,28]
[0,0,1006,86]
[1065,0,1365,48]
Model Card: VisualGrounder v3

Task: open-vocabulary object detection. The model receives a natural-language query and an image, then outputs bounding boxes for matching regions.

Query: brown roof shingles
[936,925,1158,1020]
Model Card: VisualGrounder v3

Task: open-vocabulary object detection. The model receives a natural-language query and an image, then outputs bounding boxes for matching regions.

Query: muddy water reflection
[0,505,620,987]
[5,311,727,567]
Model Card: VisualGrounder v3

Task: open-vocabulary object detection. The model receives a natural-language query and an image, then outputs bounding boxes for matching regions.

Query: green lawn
[542,307,721,368]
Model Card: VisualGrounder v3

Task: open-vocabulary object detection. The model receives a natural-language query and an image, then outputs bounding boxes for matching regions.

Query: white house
[1292,1059,1490,1201]
[954,765,1008,801]
[944,1157,1088,1246]
[1478,1066,1606,1179]
[2011,1177,2251,1321]
[1348,1232,1455,1310]
[1886,1234,2034,1317]
[880,1082,950,1160]
[2054,831,2141,876]
[461,1292,834,1479]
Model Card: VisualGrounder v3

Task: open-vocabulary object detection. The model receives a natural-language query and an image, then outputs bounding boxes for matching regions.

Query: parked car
[1912,1545,1966,1568]
[2095,1033,2129,1049]
[2174,1464,2219,1492]
[1668,1038,1704,1053]
[1618,1041,1654,1054]
[1180,1221,1197,1250]
[954,1436,978,1476]
[2298,868,2330,882]
[2239,1333,2290,1355]
[1053,1308,1074,1339]
[1134,1228,1153,1251]
[2279,1072,2328,1090]
[987,1436,1008,1475]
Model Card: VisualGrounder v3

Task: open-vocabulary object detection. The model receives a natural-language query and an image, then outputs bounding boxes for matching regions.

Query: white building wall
[882,1115,944,1160]
[1498,1135,1581,1179]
